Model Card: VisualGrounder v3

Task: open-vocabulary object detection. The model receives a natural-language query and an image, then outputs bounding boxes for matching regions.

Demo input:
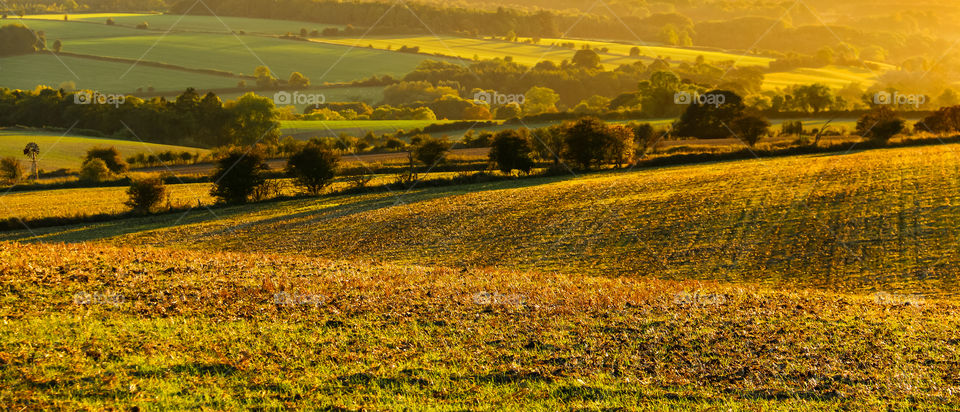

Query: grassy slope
[0,130,208,171]
[0,54,241,93]
[5,142,960,297]
[0,242,957,409]
[63,32,448,84]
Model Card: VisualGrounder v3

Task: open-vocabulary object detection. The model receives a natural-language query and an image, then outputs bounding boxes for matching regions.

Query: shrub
[0,157,23,183]
[79,158,111,182]
[125,177,166,214]
[412,136,452,168]
[632,123,659,157]
[731,115,771,147]
[210,150,269,204]
[489,129,535,175]
[857,107,905,145]
[286,143,340,195]
[84,147,128,174]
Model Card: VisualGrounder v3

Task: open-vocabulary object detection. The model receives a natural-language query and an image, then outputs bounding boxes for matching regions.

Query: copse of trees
[673,90,749,140]
[412,135,452,168]
[0,88,280,147]
[84,147,128,174]
[0,24,41,56]
[562,117,634,170]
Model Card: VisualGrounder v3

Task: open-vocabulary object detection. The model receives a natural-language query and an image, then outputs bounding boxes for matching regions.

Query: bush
[857,107,905,145]
[286,143,340,195]
[412,136,452,168]
[85,147,128,174]
[489,129,535,175]
[731,115,771,147]
[210,150,269,204]
[125,177,166,214]
[0,156,23,183]
[79,158,111,182]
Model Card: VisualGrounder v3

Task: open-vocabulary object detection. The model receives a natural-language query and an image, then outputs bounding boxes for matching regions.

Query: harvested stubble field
[8,141,959,297]
[0,242,957,409]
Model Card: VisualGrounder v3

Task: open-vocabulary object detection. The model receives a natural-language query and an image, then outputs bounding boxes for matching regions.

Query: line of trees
[0,88,279,147]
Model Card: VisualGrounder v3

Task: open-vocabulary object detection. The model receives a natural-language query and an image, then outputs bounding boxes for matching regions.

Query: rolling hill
[5,141,960,297]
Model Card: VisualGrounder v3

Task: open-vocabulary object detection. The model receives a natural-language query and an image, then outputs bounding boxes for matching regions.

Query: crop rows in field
[0,242,958,408]
[6,142,960,297]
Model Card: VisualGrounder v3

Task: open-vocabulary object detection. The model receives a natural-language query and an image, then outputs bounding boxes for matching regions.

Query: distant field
[764,65,879,90]
[8,141,960,297]
[281,119,459,138]
[63,32,447,84]
[316,35,774,69]
[20,13,339,36]
[0,130,207,171]
[0,54,240,93]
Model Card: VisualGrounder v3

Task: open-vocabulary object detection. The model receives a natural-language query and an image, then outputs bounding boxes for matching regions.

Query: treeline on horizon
[0,87,278,147]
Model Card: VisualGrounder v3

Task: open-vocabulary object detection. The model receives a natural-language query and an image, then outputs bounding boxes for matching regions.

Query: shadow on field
[0,172,579,245]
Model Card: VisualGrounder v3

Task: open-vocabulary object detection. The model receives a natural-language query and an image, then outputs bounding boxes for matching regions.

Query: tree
[0,24,39,56]
[632,123,658,157]
[563,117,611,170]
[22,142,38,180]
[605,124,635,168]
[224,92,281,145]
[857,107,904,145]
[731,114,770,147]
[412,136,452,168]
[572,48,601,69]
[125,177,166,214]
[531,126,565,165]
[0,157,23,183]
[52,39,61,53]
[79,158,111,182]
[210,150,269,204]
[84,147,128,174]
[254,65,277,88]
[673,90,747,139]
[288,71,310,88]
[489,129,535,175]
[495,103,522,119]
[462,104,493,120]
[524,86,560,115]
[286,143,340,195]
[629,46,641,57]
[105,17,115,25]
